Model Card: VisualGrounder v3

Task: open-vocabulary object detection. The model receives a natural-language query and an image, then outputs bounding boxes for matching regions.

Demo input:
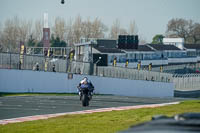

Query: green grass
[0,100,200,133]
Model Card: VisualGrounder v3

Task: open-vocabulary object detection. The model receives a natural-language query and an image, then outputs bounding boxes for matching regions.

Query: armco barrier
[0,69,174,97]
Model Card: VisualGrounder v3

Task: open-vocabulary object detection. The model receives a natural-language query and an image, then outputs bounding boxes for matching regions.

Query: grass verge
[0,100,200,133]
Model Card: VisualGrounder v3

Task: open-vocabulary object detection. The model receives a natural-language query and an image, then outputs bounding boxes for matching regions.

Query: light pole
[94,57,101,76]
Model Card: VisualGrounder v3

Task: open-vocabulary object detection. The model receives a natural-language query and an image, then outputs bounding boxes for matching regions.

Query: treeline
[152,18,200,44]
[0,15,138,52]
[166,18,200,44]
[0,15,199,53]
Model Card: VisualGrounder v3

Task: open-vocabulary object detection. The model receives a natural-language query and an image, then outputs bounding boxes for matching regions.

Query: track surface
[0,95,184,120]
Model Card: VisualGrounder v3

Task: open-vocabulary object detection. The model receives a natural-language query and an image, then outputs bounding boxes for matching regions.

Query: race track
[0,95,184,120]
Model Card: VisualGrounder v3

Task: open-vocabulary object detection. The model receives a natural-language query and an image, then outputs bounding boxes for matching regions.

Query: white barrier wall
[0,69,174,97]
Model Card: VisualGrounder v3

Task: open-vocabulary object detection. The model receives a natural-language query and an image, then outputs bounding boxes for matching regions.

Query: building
[74,38,199,68]
[163,38,184,50]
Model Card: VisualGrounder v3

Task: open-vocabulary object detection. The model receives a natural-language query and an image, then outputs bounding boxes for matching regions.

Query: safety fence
[1,52,200,90]
[0,52,67,73]
[96,66,173,83]
[152,63,200,74]
[173,74,200,91]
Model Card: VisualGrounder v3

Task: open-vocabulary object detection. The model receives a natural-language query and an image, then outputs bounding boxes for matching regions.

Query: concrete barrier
[0,69,174,97]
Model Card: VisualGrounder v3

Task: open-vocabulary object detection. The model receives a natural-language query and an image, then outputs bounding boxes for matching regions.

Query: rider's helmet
[81,77,88,84]
[83,77,88,81]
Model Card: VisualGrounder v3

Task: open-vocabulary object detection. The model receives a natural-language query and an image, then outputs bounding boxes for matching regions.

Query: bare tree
[33,19,43,43]
[91,17,108,39]
[120,28,128,35]
[0,16,35,52]
[166,18,189,40]
[1,16,20,52]
[166,18,200,44]
[110,19,121,39]
[66,18,74,47]
[73,15,83,43]
[138,35,147,45]
[109,19,128,39]
[52,17,67,41]
[81,17,108,40]
[191,23,200,44]
[18,19,33,43]
[82,17,92,40]
[128,20,138,35]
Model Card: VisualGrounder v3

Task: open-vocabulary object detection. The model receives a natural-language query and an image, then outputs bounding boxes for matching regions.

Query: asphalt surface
[0,95,185,120]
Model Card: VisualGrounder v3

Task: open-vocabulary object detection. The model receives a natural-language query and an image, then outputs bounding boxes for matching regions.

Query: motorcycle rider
[78,77,94,100]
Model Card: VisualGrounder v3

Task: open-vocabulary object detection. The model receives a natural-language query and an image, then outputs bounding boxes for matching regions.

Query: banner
[20,42,25,65]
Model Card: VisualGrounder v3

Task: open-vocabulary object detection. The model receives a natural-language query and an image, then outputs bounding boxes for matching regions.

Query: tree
[73,15,83,43]
[110,19,120,39]
[166,18,189,39]
[82,17,92,40]
[191,23,200,44]
[138,35,147,45]
[0,16,34,52]
[27,35,36,47]
[110,19,126,39]
[91,17,108,39]
[66,18,74,47]
[1,16,20,52]
[109,19,132,40]
[166,18,200,44]
[33,19,43,43]
[128,20,138,35]
[152,34,164,44]
[18,19,32,43]
[50,35,66,47]
[52,17,67,41]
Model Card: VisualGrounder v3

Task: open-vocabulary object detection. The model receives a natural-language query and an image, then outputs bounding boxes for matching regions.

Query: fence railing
[96,66,173,83]
[1,52,200,90]
[152,63,200,73]
[0,52,67,73]
[173,74,200,91]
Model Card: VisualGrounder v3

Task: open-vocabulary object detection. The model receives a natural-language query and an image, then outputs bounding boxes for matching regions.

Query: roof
[96,39,117,48]
[124,45,154,52]
[147,44,181,51]
[94,47,125,53]
[74,42,93,46]
[184,44,200,50]
[163,38,184,43]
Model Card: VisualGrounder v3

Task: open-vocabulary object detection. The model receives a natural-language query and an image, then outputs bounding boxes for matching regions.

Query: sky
[0,0,200,42]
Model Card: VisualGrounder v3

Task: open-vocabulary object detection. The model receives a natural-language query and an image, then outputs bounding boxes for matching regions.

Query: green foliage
[50,35,67,47]
[152,34,164,44]
[36,41,43,47]
[27,35,36,47]
[0,100,200,133]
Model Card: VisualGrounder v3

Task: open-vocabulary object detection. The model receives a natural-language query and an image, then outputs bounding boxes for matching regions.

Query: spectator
[52,64,56,72]
[33,62,39,71]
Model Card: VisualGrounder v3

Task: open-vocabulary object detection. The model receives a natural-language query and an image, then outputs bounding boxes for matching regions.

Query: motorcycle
[79,87,91,107]
[77,81,94,107]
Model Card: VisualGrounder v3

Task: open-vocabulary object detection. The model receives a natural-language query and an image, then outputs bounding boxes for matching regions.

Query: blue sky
[0,0,200,42]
